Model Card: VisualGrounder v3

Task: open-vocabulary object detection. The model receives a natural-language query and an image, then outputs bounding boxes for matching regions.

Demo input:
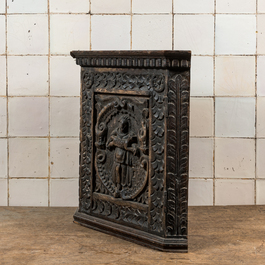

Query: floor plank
[0,206,265,264]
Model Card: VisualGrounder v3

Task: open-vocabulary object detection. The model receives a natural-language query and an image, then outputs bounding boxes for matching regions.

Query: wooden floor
[1,206,265,265]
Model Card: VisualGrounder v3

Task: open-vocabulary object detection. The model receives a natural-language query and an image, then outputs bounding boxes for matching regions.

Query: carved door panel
[92,95,150,229]
[79,69,168,234]
[94,95,149,201]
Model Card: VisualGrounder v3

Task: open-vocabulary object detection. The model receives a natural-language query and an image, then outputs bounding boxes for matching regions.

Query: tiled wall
[0,0,264,207]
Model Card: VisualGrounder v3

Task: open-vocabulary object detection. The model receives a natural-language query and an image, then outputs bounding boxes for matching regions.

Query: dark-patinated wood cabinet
[71,51,191,252]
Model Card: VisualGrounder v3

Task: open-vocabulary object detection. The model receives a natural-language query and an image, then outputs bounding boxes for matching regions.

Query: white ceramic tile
[215,138,255,178]
[50,14,90,55]
[8,56,48,96]
[257,56,265,96]
[256,180,265,204]
[215,15,256,55]
[50,97,80,137]
[257,15,265,55]
[9,138,48,178]
[258,0,265,13]
[190,98,214,137]
[216,0,256,13]
[133,0,172,13]
[0,97,6,137]
[8,97,49,136]
[174,15,214,55]
[50,138,79,178]
[50,0,89,13]
[0,56,6,95]
[7,15,48,55]
[257,97,265,137]
[91,15,130,50]
[189,138,213,178]
[0,139,7,179]
[9,179,48,206]
[215,97,255,137]
[0,1,5,13]
[7,0,47,13]
[0,15,5,54]
[50,179,78,207]
[215,56,255,96]
[91,0,130,14]
[174,0,214,13]
[132,15,172,50]
[50,56,80,96]
[190,56,213,96]
[215,179,254,206]
[0,179,7,206]
[188,179,213,206]
[257,139,265,178]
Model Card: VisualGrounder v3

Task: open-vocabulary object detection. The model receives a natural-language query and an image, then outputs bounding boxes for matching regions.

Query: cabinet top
[70,50,191,69]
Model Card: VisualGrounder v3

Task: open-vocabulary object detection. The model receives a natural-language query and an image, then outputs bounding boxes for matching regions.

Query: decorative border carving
[79,81,93,213]
[92,196,148,229]
[82,71,165,92]
[75,57,190,69]
[149,89,165,234]
[166,71,190,237]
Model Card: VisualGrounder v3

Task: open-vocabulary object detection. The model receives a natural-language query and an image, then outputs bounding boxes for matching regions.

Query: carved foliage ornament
[82,71,165,93]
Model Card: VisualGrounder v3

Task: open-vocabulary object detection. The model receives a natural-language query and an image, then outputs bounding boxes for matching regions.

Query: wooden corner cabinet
[71,50,191,252]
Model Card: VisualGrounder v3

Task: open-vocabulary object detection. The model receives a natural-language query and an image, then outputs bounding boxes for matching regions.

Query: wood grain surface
[1,206,265,264]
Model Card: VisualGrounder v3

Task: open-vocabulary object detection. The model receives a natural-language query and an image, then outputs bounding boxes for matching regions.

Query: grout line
[172,0,174,50]
[93,12,173,15]
[4,95,260,98]
[173,12,257,15]
[4,136,79,138]
[6,12,90,15]
[3,12,260,15]
[191,95,256,98]
[3,54,49,56]
[191,136,256,140]
[254,0,258,205]
[5,0,9,207]
[2,54,64,56]
[47,0,51,207]
[89,0,91,50]
[130,0,132,50]
[8,177,79,180]
[3,53,264,57]
[190,177,257,180]
[7,95,80,98]
[9,177,50,180]
[213,0,216,206]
